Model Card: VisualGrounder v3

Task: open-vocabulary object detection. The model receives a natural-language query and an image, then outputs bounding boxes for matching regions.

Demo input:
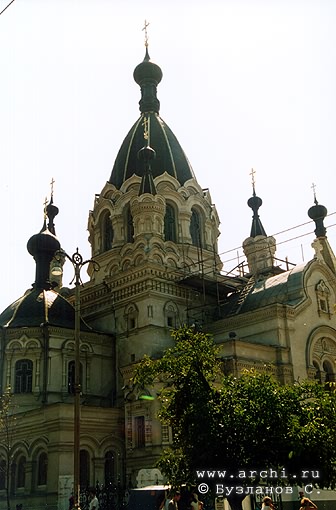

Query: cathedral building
[0,44,335,510]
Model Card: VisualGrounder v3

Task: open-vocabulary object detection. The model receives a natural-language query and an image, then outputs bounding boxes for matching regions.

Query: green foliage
[133,326,220,483]
[134,327,336,493]
[134,326,219,389]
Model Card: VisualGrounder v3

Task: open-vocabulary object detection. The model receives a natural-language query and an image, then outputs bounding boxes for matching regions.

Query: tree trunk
[6,450,11,510]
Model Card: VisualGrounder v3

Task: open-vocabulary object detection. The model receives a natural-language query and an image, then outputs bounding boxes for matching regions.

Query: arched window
[125,304,138,332]
[37,452,48,486]
[17,456,26,488]
[126,206,134,243]
[15,359,33,394]
[80,450,90,488]
[190,209,202,248]
[164,204,177,242]
[323,360,335,390]
[104,451,115,485]
[164,302,178,328]
[102,212,114,252]
[68,361,83,395]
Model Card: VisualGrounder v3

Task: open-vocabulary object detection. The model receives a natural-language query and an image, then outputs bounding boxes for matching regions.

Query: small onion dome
[27,225,61,290]
[133,48,163,114]
[248,194,263,212]
[133,47,163,87]
[46,195,59,235]
[308,201,327,238]
[247,193,267,238]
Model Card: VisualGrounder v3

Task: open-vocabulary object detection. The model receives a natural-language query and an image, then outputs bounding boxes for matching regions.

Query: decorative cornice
[80,266,194,315]
[211,303,295,332]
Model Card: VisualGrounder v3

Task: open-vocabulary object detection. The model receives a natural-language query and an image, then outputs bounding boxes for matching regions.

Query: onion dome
[109,49,195,189]
[27,220,60,291]
[0,198,91,331]
[247,189,267,237]
[46,194,59,235]
[133,47,162,114]
[308,196,327,238]
[0,288,92,330]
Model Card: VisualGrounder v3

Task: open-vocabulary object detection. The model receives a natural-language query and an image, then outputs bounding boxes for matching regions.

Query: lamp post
[53,248,99,510]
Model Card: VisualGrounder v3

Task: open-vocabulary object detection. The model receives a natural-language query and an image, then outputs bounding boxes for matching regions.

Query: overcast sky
[0,0,335,311]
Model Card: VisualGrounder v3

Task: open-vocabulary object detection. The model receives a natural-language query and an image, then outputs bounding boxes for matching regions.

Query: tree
[0,387,16,510]
[134,326,336,510]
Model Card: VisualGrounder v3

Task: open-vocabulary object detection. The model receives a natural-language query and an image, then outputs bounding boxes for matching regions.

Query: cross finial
[143,19,150,48]
[50,177,55,198]
[250,168,256,195]
[311,182,318,205]
[142,115,149,142]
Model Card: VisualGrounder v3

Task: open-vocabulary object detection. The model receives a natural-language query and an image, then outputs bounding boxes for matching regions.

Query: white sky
[0,0,335,311]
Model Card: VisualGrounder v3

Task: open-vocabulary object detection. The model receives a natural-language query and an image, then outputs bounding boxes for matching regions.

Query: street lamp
[53,248,99,509]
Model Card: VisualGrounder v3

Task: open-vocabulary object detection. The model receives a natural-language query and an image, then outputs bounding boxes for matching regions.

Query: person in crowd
[159,490,171,510]
[168,490,181,510]
[300,497,318,509]
[190,492,204,510]
[261,496,275,510]
[88,489,99,510]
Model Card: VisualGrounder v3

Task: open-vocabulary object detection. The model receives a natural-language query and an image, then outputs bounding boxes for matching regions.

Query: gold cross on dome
[250,168,256,193]
[311,182,317,204]
[142,20,150,48]
[142,115,149,141]
[50,177,55,198]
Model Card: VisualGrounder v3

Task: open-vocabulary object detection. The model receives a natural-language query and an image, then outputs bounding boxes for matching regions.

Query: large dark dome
[109,113,195,189]
[0,288,91,330]
[109,49,195,189]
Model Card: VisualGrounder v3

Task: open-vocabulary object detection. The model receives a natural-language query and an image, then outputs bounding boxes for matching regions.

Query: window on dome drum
[190,209,203,248]
[134,416,145,448]
[15,359,33,394]
[17,456,26,488]
[104,451,115,485]
[80,450,90,488]
[164,203,177,242]
[37,452,48,486]
[102,213,114,252]
[126,206,134,243]
[68,360,83,394]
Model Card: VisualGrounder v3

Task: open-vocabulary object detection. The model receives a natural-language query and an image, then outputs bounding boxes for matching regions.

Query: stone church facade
[0,46,335,510]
